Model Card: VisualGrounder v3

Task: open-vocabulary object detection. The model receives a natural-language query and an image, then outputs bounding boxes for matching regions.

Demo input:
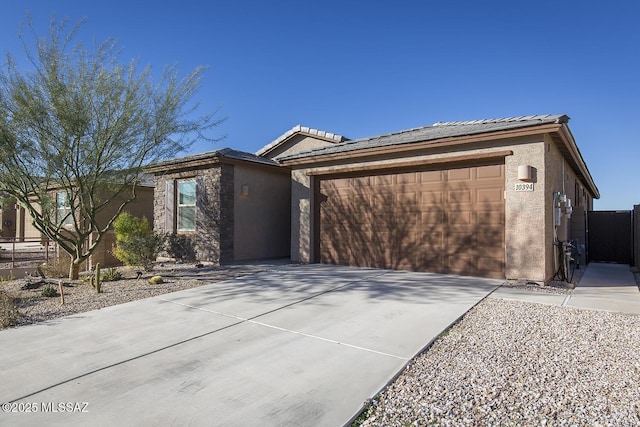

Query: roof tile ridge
[432,114,563,127]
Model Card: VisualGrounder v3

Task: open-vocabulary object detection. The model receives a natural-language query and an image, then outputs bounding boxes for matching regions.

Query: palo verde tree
[0,16,223,279]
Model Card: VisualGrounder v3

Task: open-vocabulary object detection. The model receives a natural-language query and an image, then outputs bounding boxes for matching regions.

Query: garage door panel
[419,230,444,249]
[476,188,503,203]
[373,175,393,186]
[448,168,471,181]
[447,255,476,274]
[397,191,418,204]
[421,210,445,225]
[421,191,444,204]
[447,210,473,225]
[421,170,444,182]
[319,164,504,278]
[477,164,503,179]
[397,173,417,184]
[417,252,445,271]
[448,190,472,204]
[477,257,504,276]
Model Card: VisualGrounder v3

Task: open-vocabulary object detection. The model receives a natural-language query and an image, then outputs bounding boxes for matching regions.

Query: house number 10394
[515,183,534,192]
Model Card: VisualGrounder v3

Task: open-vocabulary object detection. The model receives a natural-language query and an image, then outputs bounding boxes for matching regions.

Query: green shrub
[113,213,165,271]
[166,233,197,262]
[41,285,59,298]
[101,268,123,282]
[0,290,19,328]
[148,275,163,284]
[0,273,15,282]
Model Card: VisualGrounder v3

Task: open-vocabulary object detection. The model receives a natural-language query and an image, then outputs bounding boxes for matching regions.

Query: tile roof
[279,115,569,160]
[255,125,348,157]
[146,147,279,172]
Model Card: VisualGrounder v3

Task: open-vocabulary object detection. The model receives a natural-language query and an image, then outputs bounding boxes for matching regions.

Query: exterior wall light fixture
[517,165,533,182]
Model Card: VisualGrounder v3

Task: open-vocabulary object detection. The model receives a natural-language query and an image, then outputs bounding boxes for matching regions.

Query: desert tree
[0,16,224,279]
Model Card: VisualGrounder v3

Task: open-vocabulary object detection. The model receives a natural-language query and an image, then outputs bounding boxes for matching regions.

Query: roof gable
[256,125,348,160]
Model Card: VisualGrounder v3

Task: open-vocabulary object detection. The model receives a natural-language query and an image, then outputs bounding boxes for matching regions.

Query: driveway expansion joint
[157,269,409,360]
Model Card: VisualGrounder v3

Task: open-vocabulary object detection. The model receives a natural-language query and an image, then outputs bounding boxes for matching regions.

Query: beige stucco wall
[21,207,42,240]
[291,169,312,263]
[289,133,595,282]
[234,165,291,260]
[504,138,547,282]
[543,139,591,279]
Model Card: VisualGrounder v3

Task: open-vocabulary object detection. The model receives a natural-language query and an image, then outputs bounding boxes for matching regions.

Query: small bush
[101,268,123,282]
[0,290,19,328]
[41,285,59,298]
[41,256,72,279]
[148,275,163,285]
[113,213,165,271]
[166,234,197,262]
[0,273,15,282]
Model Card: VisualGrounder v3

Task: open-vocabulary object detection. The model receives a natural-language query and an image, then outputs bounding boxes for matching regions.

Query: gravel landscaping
[0,262,277,329]
[357,297,640,426]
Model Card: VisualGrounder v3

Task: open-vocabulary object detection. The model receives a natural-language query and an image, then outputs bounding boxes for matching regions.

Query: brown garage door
[317,163,505,278]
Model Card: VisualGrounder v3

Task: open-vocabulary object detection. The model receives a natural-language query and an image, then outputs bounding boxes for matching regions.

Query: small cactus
[95,263,101,293]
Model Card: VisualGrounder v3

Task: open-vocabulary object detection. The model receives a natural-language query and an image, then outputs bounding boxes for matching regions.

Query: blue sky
[1,1,638,210]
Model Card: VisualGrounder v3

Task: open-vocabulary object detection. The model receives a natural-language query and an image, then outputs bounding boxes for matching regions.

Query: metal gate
[587,210,633,264]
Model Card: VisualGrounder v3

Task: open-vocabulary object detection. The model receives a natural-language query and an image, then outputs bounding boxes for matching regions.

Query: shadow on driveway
[0,263,501,427]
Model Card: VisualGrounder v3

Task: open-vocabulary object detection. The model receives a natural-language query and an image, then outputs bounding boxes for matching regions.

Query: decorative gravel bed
[0,262,273,328]
[357,297,640,426]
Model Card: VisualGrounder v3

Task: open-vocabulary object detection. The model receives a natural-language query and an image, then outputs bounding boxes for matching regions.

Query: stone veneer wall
[218,164,235,263]
[153,164,234,264]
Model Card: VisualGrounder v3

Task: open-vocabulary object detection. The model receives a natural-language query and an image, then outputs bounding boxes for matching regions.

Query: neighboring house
[15,177,154,269]
[278,114,599,283]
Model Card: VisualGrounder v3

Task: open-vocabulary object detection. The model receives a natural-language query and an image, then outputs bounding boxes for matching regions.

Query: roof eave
[144,155,223,174]
[144,152,285,175]
[553,124,600,199]
[279,124,563,167]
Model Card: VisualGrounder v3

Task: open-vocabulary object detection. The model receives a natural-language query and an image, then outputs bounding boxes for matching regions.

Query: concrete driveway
[0,264,501,426]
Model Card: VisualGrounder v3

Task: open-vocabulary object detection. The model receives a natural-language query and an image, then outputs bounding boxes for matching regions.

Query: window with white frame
[177,180,196,232]
[56,192,74,226]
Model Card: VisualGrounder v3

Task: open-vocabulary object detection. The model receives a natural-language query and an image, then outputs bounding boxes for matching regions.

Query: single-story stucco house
[148,114,598,284]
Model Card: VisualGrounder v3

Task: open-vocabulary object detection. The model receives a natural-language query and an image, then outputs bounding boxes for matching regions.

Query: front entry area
[315,163,505,279]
